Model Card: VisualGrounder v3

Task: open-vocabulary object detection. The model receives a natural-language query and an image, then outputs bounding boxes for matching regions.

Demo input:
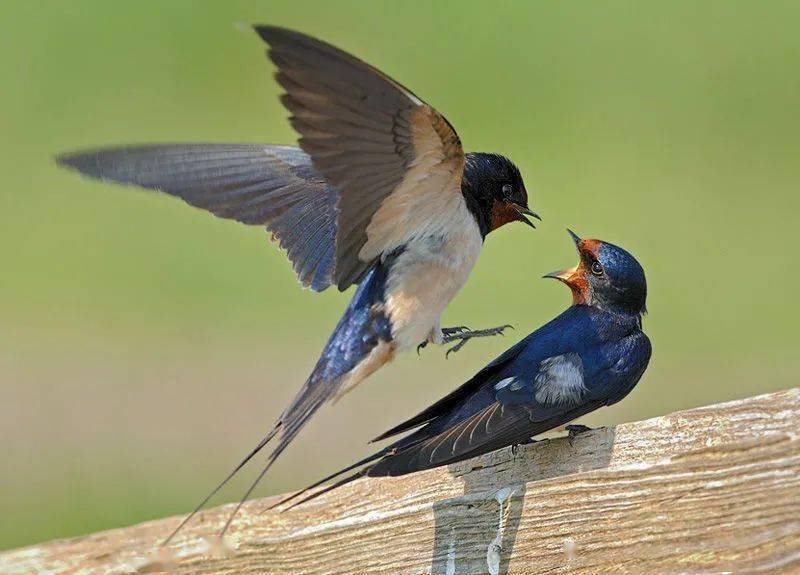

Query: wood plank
[3,388,799,575]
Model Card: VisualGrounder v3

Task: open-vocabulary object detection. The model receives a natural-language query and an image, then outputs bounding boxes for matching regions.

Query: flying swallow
[276,231,651,509]
[56,26,539,539]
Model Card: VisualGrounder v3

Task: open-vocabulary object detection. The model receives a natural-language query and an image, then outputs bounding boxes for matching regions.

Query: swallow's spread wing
[255,26,466,289]
[57,144,338,291]
[60,28,465,292]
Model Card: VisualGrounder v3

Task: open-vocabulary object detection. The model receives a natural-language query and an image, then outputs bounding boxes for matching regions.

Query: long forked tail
[268,417,435,511]
[161,365,366,546]
[161,423,282,546]
[268,410,440,512]
[162,263,396,544]
[268,448,390,512]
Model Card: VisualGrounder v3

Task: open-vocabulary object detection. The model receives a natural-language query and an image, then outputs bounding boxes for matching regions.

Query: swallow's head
[462,153,540,236]
[545,230,647,314]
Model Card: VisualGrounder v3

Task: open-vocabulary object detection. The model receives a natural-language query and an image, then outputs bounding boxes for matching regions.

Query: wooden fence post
[3,388,799,574]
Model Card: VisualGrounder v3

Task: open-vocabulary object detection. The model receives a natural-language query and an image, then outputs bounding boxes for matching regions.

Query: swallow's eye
[501,183,513,198]
[590,261,604,276]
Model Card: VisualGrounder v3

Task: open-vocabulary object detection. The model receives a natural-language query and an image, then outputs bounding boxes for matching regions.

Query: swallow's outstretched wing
[58,144,338,291]
[59,27,466,293]
[256,26,466,289]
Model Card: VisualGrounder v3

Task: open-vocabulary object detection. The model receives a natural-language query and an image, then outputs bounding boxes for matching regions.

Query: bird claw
[445,339,469,359]
[419,326,472,355]
[441,325,470,337]
[441,324,514,358]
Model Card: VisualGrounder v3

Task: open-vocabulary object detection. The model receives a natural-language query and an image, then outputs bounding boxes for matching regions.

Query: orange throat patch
[490,201,522,230]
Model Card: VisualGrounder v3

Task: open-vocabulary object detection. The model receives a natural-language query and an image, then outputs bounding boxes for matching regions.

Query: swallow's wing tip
[54,151,89,174]
[253,24,305,45]
[53,153,69,168]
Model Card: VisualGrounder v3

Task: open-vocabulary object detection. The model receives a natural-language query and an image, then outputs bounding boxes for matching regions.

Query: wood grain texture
[3,388,799,575]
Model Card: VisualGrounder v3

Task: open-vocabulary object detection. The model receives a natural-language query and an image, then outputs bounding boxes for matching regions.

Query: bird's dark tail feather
[160,375,338,545]
[271,427,437,512]
[161,359,367,544]
[161,423,281,546]
[213,384,336,537]
[267,448,391,511]
[282,467,371,511]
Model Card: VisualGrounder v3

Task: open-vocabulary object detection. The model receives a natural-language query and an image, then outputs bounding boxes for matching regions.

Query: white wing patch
[494,377,516,391]
[534,353,586,405]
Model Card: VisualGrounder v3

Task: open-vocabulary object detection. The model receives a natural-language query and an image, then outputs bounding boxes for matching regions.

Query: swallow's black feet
[441,326,470,337]
[441,324,513,358]
[565,424,593,439]
[418,326,469,354]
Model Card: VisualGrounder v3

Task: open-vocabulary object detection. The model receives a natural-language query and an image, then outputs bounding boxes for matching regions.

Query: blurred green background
[2,0,799,551]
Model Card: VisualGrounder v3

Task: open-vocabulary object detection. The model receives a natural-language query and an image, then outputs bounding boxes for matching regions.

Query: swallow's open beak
[512,204,541,228]
[567,228,582,248]
[543,266,579,285]
[543,229,582,286]
[543,229,590,304]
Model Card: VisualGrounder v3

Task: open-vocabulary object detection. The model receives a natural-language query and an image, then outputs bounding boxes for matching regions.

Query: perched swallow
[277,231,651,509]
[57,26,539,539]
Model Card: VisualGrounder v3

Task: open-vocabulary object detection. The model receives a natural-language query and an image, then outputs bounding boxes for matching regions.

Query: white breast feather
[382,199,482,351]
[534,353,586,405]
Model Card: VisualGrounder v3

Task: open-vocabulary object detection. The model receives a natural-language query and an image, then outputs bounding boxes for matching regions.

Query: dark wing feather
[368,399,607,478]
[371,339,528,443]
[57,144,337,291]
[255,26,465,289]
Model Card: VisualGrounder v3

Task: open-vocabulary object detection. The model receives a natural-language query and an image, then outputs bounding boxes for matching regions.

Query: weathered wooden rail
[3,388,799,575]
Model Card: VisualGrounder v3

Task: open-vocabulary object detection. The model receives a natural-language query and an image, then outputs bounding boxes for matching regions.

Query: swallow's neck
[581,302,644,330]
[460,183,492,238]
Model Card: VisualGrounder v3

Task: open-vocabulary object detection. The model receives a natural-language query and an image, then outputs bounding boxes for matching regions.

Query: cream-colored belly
[384,223,483,351]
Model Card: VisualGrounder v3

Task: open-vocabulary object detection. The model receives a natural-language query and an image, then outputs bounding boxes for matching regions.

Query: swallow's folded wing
[57,144,338,292]
[371,338,529,444]
[374,334,651,475]
[256,26,466,289]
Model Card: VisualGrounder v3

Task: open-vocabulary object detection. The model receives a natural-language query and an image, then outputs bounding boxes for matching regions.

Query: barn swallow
[56,26,539,540]
[275,231,651,510]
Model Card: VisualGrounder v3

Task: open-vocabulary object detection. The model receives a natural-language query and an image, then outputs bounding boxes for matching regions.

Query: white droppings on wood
[563,537,577,563]
[445,528,456,575]
[487,487,516,575]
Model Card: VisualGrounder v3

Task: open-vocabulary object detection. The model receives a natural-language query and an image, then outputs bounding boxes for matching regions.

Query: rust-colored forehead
[579,238,602,257]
